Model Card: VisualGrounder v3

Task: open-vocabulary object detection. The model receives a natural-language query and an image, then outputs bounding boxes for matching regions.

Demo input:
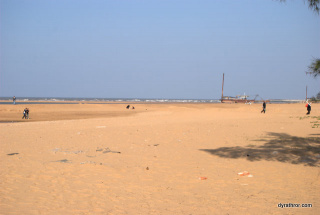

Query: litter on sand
[52,159,72,163]
[199,177,207,180]
[238,171,253,177]
[96,147,121,154]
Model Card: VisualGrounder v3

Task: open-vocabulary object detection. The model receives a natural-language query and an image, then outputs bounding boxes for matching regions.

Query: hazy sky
[1,0,319,99]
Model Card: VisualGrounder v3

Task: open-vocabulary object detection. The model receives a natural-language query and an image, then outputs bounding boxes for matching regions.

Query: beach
[0,102,319,214]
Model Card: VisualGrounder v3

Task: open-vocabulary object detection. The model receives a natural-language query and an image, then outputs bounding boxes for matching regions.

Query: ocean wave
[0,97,305,104]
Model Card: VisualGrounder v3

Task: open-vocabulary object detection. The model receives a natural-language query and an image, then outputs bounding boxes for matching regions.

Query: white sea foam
[0,97,304,104]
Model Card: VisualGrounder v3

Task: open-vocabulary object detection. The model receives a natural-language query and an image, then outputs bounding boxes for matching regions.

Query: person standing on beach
[13,96,16,105]
[261,101,266,113]
[306,103,311,115]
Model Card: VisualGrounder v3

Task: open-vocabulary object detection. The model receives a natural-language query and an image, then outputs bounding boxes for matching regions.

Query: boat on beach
[220,73,261,103]
[221,95,256,103]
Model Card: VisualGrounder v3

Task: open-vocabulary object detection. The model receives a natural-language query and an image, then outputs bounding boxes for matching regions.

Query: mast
[221,73,224,102]
[306,85,308,101]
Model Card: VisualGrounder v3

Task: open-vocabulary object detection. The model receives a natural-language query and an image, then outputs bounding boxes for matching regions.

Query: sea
[0,97,305,105]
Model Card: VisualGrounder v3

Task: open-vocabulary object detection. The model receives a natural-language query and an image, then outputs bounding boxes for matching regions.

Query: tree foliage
[307,0,320,14]
[308,58,320,78]
[279,0,320,14]
[279,1,319,99]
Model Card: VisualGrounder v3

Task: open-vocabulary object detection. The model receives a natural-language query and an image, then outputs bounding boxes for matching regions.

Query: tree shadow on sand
[200,132,320,167]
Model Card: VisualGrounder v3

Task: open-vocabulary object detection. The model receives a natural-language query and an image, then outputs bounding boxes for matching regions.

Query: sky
[1,0,319,100]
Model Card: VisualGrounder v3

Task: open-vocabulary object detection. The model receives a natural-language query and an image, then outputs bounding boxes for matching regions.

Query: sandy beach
[0,102,319,215]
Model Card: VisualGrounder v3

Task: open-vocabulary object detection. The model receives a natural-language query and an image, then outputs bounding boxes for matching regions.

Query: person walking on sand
[261,101,266,113]
[13,96,16,105]
[22,108,27,119]
[22,108,29,119]
[306,103,311,115]
[26,108,29,119]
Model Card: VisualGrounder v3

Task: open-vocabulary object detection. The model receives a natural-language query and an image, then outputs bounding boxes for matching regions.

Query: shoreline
[0,99,307,105]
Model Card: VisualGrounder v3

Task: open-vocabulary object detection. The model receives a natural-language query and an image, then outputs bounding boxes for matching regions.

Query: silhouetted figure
[306,103,311,115]
[22,108,29,119]
[261,101,266,113]
[22,108,27,119]
[26,108,29,119]
[13,96,16,105]
[126,105,130,109]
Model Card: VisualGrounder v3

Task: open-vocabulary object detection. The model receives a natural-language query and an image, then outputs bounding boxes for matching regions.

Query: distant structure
[220,73,256,103]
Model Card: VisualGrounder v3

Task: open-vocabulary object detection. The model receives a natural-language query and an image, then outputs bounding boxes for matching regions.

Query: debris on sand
[52,159,72,163]
[7,153,19,156]
[96,147,121,154]
[238,171,253,177]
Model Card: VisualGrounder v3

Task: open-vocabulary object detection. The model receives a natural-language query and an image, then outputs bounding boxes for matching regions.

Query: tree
[279,0,320,14]
[307,59,320,101]
[307,58,320,78]
[307,0,320,14]
[279,1,320,99]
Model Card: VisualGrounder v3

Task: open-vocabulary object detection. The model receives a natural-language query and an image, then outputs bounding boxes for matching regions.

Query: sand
[0,102,319,215]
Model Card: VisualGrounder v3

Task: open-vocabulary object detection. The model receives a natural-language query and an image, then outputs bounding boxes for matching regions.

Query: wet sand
[0,103,319,214]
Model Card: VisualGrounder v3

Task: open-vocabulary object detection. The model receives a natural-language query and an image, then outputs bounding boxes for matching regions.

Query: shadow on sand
[200,132,320,167]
